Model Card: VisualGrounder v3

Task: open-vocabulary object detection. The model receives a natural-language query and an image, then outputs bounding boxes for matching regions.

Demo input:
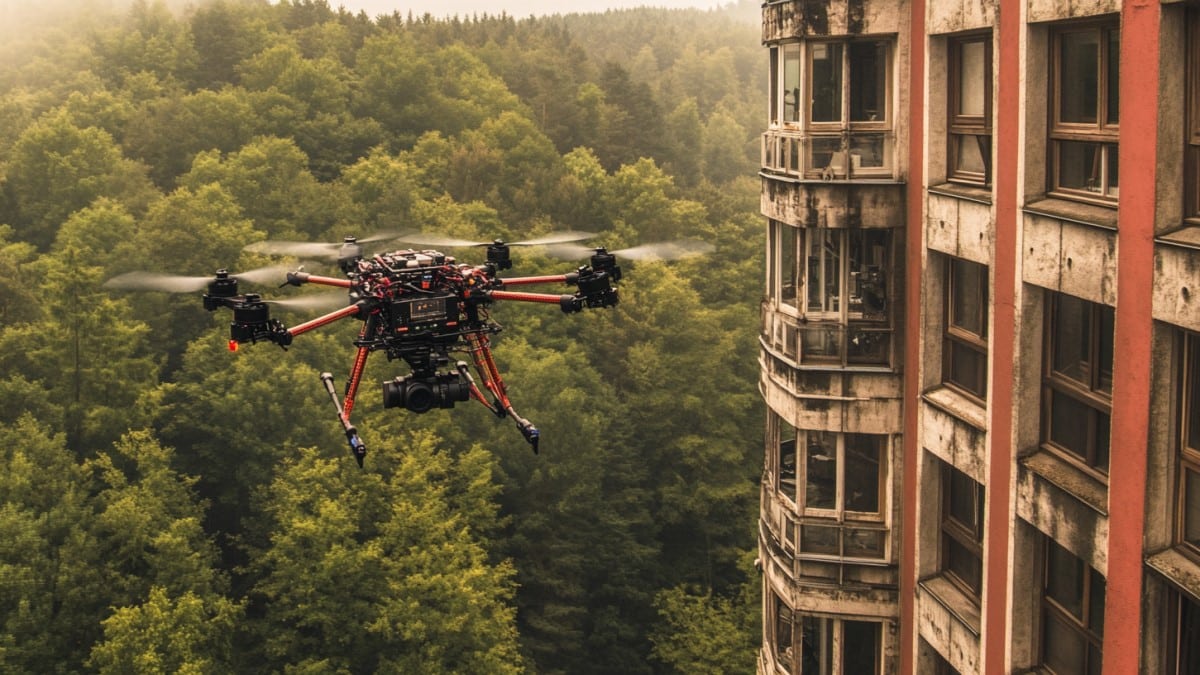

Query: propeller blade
[611,240,715,261]
[265,292,350,312]
[510,230,596,246]
[244,240,340,258]
[395,233,485,248]
[398,231,595,249]
[543,239,714,262]
[103,265,293,293]
[245,232,405,258]
[103,271,213,293]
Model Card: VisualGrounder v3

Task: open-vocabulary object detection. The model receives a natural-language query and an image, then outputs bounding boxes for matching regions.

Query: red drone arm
[287,303,361,338]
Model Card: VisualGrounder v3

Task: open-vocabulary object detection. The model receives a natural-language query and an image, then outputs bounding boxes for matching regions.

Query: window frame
[1040,538,1105,674]
[947,32,993,186]
[786,615,884,675]
[1187,10,1200,224]
[804,37,894,179]
[940,461,985,601]
[1041,292,1114,478]
[1048,20,1121,205]
[796,431,890,561]
[943,257,989,402]
[1178,331,1200,561]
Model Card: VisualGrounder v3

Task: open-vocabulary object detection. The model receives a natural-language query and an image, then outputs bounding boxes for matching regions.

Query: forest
[0,0,765,671]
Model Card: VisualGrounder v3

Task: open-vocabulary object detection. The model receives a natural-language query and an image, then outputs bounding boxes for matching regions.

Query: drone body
[198,236,622,464]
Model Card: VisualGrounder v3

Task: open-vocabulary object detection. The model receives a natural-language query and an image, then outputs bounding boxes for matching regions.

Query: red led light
[228,340,239,352]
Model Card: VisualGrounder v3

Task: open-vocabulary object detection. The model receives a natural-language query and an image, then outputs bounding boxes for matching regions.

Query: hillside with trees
[0,0,765,671]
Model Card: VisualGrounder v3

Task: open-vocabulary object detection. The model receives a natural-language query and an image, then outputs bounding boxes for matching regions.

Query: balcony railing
[762,129,896,181]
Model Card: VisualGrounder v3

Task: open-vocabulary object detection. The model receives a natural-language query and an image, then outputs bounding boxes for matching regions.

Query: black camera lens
[383,372,471,413]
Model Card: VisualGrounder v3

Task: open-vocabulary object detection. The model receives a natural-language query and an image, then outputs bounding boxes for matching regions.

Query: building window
[807,39,893,177]
[941,461,985,600]
[1049,21,1120,204]
[1188,11,1200,224]
[948,33,992,186]
[1041,538,1105,674]
[798,431,888,559]
[1171,591,1200,675]
[777,413,798,502]
[1042,292,1114,476]
[773,592,796,673]
[795,616,883,675]
[944,258,989,400]
[1179,332,1200,560]
[798,227,892,366]
[770,220,801,310]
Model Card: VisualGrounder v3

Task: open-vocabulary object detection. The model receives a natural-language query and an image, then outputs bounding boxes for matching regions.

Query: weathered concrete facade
[759,0,1200,672]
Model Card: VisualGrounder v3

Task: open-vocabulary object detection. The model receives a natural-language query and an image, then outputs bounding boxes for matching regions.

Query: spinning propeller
[102,265,292,293]
[394,231,597,249]
[545,239,715,262]
[243,232,404,259]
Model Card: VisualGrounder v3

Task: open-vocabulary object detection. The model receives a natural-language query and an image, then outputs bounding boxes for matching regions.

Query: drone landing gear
[464,333,540,454]
[320,372,367,467]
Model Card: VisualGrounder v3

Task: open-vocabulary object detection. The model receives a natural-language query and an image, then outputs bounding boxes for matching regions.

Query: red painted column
[1104,0,1159,672]
[983,0,1023,671]
[900,0,926,669]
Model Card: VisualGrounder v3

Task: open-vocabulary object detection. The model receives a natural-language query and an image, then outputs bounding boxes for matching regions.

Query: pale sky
[331,0,726,19]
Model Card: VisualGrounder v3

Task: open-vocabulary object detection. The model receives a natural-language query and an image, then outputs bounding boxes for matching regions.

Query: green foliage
[0,2,769,671]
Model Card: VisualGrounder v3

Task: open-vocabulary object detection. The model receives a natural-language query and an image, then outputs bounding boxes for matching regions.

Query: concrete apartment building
[756,0,1200,672]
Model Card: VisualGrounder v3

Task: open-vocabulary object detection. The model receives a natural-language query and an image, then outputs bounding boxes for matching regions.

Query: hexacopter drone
[106,232,710,465]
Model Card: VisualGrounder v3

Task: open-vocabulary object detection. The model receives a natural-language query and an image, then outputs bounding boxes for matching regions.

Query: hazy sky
[332,0,726,19]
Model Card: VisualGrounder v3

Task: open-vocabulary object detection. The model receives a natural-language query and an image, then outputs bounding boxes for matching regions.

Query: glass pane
[811,43,842,123]
[806,229,841,314]
[844,434,882,513]
[1094,409,1110,472]
[848,326,889,364]
[954,134,988,175]
[780,438,797,498]
[1049,390,1091,462]
[1105,143,1119,197]
[951,259,986,336]
[1059,30,1100,124]
[811,136,844,174]
[1189,339,1200,453]
[1185,468,1200,549]
[1088,574,1106,636]
[801,325,843,363]
[947,536,983,594]
[947,466,982,534]
[780,223,799,308]
[1098,305,1115,394]
[783,43,802,123]
[1057,140,1105,193]
[958,40,987,116]
[850,229,889,317]
[1046,540,1084,618]
[801,616,833,675]
[1044,613,1088,674]
[842,621,881,674]
[776,598,794,673]
[948,341,987,397]
[1180,595,1200,675]
[1106,29,1120,125]
[1052,294,1090,383]
[843,528,886,558]
[849,41,887,122]
[806,431,837,510]
[849,133,886,169]
[801,525,840,555]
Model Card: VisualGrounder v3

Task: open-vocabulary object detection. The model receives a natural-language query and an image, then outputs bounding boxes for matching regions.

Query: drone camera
[382,371,471,413]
